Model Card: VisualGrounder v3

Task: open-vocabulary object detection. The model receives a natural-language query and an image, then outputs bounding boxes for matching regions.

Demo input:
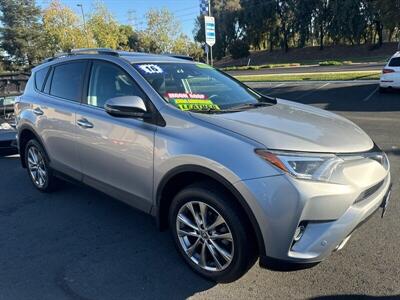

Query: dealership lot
[0,81,399,299]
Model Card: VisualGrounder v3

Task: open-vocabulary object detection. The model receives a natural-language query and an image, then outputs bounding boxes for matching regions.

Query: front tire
[169,182,257,282]
[24,139,58,192]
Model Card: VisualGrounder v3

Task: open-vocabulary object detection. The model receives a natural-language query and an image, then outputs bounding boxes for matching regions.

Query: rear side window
[389,57,400,67]
[50,61,87,102]
[34,67,49,91]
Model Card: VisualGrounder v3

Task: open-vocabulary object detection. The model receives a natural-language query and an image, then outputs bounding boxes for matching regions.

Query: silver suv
[15,49,391,282]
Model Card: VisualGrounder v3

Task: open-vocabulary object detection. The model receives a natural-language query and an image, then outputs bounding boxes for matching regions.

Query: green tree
[87,2,126,49]
[239,0,278,50]
[293,0,316,48]
[0,0,45,68]
[42,0,90,54]
[195,0,242,59]
[140,8,180,53]
[118,24,140,50]
[313,0,331,50]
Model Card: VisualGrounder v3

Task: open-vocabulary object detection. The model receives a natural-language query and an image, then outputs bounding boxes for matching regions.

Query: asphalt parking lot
[0,81,399,300]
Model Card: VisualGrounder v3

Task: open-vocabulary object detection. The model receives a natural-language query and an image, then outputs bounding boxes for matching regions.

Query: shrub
[229,40,250,59]
[319,60,343,66]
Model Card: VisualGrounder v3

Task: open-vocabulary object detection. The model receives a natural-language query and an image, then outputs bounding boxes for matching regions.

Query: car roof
[39,48,193,67]
[391,51,400,58]
[119,52,193,64]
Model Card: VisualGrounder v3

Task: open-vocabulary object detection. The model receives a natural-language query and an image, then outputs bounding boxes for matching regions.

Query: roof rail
[70,48,119,56]
[42,48,120,63]
[163,54,194,61]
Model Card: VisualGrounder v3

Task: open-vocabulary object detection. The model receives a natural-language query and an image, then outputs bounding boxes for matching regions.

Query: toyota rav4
[15,49,391,282]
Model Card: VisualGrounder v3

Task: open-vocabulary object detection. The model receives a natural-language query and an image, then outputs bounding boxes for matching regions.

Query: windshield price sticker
[166,93,220,111]
[166,93,207,99]
[138,64,163,74]
[172,99,220,111]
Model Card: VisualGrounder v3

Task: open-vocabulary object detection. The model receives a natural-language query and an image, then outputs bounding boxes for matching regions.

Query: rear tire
[169,182,257,283]
[24,139,59,192]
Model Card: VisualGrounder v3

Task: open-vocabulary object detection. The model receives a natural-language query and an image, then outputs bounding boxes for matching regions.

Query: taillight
[382,68,395,74]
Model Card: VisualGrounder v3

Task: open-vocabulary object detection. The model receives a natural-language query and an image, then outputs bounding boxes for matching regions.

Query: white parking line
[295,82,330,100]
[362,86,379,102]
[274,83,285,88]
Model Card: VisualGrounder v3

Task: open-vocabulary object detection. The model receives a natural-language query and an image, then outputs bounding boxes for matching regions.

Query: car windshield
[132,62,274,113]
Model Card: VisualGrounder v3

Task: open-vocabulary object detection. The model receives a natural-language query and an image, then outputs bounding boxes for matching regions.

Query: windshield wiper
[188,108,240,114]
[187,101,273,114]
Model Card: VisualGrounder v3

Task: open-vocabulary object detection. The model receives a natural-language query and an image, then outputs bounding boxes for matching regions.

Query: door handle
[77,118,94,129]
[33,107,44,116]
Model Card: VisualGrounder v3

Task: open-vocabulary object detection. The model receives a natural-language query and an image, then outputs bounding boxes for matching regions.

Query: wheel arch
[155,164,266,257]
[18,124,49,168]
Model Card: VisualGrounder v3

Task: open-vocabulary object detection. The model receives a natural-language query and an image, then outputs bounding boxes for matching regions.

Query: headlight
[255,149,389,182]
[255,149,343,182]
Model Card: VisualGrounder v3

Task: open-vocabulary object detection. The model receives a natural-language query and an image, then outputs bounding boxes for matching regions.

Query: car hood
[190,99,373,153]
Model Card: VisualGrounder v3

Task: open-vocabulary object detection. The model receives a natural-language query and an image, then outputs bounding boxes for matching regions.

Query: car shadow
[0,156,215,299]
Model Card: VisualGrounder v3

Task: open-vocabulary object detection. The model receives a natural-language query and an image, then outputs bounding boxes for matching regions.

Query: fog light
[294,222,307,242]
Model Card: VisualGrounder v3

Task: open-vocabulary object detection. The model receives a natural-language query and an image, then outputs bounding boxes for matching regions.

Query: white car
[379,51,400,92]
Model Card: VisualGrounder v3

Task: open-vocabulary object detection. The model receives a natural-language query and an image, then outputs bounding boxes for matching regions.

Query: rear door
[75,60,155,213]
[36,60,88,179]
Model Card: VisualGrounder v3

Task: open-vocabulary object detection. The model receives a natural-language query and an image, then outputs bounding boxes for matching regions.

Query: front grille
[354,180,384,204]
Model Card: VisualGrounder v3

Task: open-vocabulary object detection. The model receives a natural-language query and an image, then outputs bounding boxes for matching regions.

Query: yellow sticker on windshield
[172,99,220,111]
[165,93,220,111]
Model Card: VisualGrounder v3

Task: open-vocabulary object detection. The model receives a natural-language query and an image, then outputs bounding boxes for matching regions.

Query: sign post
[204,16,215,66]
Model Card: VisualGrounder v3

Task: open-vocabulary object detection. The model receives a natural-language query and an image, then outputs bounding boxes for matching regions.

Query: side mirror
[105,96,152,119]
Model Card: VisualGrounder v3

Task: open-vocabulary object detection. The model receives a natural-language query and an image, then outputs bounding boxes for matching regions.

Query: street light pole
[77,4,89,48]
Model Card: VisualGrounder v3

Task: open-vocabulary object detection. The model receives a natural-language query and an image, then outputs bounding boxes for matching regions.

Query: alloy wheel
[27,146,48,188]
[176,201,234,272]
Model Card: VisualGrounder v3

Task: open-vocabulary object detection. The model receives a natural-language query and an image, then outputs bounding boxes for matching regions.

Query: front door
[75,60,155,213]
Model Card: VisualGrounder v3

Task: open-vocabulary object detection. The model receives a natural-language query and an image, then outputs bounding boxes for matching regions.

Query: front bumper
[234,170,391,266]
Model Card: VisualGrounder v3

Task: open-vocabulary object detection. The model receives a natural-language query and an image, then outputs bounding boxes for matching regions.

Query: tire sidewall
[169,184,254,282]
[25,139,51,191]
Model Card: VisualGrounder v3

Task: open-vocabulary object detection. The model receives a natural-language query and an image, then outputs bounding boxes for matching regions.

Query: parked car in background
[0,96,18,156]
[15,49,392,282]
[0,96,17,119]
[380,51,400,92]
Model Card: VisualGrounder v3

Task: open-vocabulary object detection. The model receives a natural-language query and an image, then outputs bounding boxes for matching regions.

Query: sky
[37,0,201,39]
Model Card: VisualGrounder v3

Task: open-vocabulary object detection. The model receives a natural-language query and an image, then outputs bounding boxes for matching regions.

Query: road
[226,62,384,76]
[0,82,399,299]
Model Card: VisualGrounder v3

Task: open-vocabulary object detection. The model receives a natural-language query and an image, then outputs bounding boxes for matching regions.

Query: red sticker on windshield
[166,93,207,99]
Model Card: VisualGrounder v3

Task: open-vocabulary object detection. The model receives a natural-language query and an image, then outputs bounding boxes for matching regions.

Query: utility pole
[208,0,213,66]
[77,4,89,48]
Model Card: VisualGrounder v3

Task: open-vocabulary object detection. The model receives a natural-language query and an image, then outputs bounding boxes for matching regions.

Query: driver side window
[87,61,145,108]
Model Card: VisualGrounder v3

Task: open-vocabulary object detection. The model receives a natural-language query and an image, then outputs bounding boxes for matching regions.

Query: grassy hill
[215,42,399,68]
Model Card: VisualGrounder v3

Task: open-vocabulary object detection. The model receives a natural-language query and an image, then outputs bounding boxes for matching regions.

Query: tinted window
[389,57,400,67]
[50,61,87,102]
[87,61,146,108]
[35,67,49,91]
